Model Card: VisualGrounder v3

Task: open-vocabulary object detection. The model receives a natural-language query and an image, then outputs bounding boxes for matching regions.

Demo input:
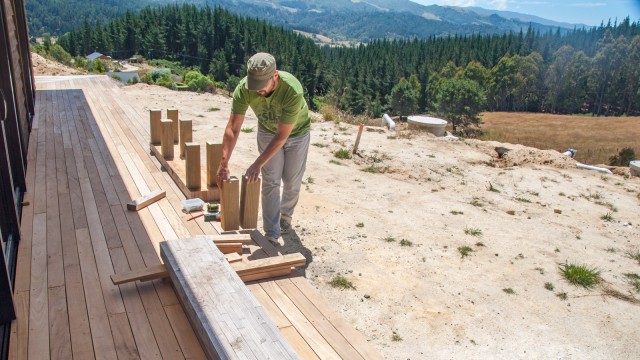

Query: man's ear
[274,70,279,79]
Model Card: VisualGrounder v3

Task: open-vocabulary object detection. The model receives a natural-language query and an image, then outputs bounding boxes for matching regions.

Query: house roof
[86,51,103,60]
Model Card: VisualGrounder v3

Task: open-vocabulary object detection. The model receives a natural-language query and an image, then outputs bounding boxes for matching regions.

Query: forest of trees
[56,4,640,128]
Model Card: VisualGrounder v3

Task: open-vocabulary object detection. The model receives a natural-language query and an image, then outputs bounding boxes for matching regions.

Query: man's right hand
[216,165,230,188]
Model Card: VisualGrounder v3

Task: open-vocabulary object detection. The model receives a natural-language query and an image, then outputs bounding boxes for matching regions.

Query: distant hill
[467,6,589,29]
[27,0,582,39]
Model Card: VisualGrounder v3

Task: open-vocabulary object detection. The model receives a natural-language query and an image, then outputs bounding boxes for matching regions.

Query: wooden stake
[167,108,179,144]
[161,119,174,159]
[179,119,192,158]
[220,176,240,231]
[206,142,222,187]
[240,176,260,229]
[353,123,364,154]
[149,109,162,145]
[185,142,201,191]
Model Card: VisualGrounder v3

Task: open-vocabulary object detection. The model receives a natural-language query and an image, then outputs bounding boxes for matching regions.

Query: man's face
[256,73,277,97]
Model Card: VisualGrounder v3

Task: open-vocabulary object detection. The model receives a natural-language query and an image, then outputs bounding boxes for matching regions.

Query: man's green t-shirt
[231,71,310,138]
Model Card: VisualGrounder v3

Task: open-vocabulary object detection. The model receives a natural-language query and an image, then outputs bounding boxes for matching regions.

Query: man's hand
[216,164,230,188]
[244,162,262,183]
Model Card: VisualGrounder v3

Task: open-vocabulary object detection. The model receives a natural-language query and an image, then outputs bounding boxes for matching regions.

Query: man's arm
[244,122,294,183]
[216,113,245,187]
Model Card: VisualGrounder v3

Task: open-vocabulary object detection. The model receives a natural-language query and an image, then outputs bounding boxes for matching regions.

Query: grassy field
[479,112,640,165]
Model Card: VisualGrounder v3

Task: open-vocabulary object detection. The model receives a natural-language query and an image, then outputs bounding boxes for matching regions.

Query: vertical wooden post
[167,108,179,144]
[179,119,193,158]
[240,176,261,229]
[353,123,364,154]
[185,142,201,191]
[220,176,240,231]
[206,142,222,187]
[150,109,162,145]
[161,119,174,159]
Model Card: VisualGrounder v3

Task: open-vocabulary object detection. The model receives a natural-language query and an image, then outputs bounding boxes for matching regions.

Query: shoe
[280,217,291,234]
[265,235,279,246]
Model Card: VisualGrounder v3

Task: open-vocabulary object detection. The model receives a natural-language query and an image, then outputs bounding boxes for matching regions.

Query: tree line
[56,4,640,130]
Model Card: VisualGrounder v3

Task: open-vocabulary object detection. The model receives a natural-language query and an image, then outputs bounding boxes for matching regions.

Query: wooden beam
[240,176,260,229]
[185,142,200,191]
[160,238,299,359]
[206,142,222,188]
[149,109,162,145]
[232,253,306,278]
[216,243,242,255]
[126,189,166,211]
[167,108,179,144]
[110,264,168,285]
[220,176,240,231]
[179,119,192,158]
[205,234,252,244]
[161,119,174,159]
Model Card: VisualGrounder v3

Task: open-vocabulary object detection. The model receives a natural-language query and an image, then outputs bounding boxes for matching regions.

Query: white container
[182,198,205,213]
[630,160,640,177]
[407,116,448,137]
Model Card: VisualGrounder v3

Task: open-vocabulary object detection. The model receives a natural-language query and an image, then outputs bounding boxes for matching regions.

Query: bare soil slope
[118,81,640,359]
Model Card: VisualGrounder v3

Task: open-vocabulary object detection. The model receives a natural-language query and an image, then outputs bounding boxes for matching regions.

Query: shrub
[558,262,601,288]
[185,70,214,93]
[609,147,636,166]
[334,149,351,159]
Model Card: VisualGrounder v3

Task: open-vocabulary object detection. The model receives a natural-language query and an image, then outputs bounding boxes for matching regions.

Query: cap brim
[246,77,270,91]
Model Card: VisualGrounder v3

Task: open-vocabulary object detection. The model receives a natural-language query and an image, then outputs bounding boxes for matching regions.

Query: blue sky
[410,1,640,26]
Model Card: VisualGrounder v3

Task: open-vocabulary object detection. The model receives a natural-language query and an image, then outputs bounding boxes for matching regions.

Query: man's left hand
[245,162,262,183]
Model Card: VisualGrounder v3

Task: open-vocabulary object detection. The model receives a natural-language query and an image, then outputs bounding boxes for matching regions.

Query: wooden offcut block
[127,189,166,211]
[240,176,260,229]
[185,142,201,191]
[149,109,162,145]
[179,119,192,158]
[161,119,174,159]
[160,238,299,360]
[206,142,222,187]
[167,108,179,144]
[220,176,240,231]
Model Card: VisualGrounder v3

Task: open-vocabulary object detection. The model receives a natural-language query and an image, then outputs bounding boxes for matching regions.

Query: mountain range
[28,0,586,39]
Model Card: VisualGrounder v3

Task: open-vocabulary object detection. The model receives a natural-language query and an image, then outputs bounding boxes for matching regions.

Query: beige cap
[246,52,276,90]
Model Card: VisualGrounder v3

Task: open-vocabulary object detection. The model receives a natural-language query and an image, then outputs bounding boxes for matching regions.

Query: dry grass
[480,112,640,165]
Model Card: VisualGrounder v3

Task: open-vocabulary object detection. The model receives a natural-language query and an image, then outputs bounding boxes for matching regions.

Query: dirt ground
[34,61,640,358]
[30,52,81,75]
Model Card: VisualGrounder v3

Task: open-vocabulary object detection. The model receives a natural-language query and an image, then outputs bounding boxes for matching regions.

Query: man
[216,52,311,245]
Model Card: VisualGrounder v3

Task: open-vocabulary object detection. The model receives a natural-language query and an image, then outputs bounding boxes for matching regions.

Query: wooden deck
[7,75,382,360]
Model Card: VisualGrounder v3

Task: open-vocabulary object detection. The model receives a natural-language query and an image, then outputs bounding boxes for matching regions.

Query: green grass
[329,275,355,290]
[502,288,515,294]
[544,282,554,291]
[601,212,614,222]
[329,159,342,165]
[334,149,351,160]
[399,239,413,247]
[362,165,383,173]
[475,242,485,247]
[625,250,640,264]
[382,236,396,242]
[391,333,403,342]
[470,198,483,207]
[355,222,364,228]
[558,262,601,288]
[623,273,640,293]
[450,210,464,215]
[464,227,482,237]
[207,107,220,112]
[312,142,328,148]
[515,197,531,203]
[458,246,473,258]
[241,127,255,133]
[556,292,568,300]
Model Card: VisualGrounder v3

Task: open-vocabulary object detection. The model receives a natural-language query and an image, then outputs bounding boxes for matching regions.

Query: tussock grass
[329,275,355,290]
[458,246,473,258]
[558,262,601,289]
[480,112,640,165]
[626,250,640,264]
[241,127,255,133]
[464,227,482,237]
[334,149,351,159]
[399,239,413,247]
